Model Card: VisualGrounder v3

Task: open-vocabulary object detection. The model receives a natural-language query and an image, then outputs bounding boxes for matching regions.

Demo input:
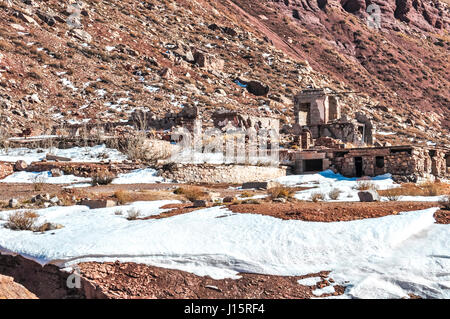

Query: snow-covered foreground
[274,170,446,202]
[0,145,127,164]
[0,202,448,299]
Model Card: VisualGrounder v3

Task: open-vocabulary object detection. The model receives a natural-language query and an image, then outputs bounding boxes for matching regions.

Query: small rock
[50,168,63,177]
[193,200,207,208]
[14,160,28,171]
[8,198,18,208]
[222,196,235,203]
[70,29,92,43]
[358,190,380,202]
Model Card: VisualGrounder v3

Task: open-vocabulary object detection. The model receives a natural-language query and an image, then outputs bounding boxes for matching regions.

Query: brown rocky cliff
[0,274,37,299]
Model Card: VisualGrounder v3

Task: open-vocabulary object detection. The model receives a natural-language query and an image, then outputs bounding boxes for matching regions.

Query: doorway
[354,157,363,177]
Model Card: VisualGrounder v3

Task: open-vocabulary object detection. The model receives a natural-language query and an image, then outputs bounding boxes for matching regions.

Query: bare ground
[77,262,343,299]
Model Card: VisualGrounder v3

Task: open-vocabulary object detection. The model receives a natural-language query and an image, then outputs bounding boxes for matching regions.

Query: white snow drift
[0,202,448,299]
[0,144,127,164]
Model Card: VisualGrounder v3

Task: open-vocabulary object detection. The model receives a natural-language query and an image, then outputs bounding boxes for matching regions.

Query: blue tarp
[233,79,247,88]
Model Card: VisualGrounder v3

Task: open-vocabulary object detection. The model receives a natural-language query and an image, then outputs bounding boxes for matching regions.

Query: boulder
[0,275,38,299]
[9,198,18,208]
[358,190,380,202]
[36,11,56,26]
[80,199,116,209]
[242,181,278,190]
[246,81,269,96]
[193,200,207,208]
[46,154,72,162]
[16,12,38,25]
[70,29,93,43]
[222,196,235,203]
[193,50,224,71]
[14,160,28,171]
[50,168,63,177]
[36,222,64,232]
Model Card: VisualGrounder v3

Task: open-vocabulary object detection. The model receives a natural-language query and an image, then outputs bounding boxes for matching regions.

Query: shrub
[33,174,47,191]
[5,211,39,231]
[240,191,254,198]
[356,181,378,191]
[173,186,208,202]
[328,188,342,200]
[268,186,295,200]
[420,182,440,196]
[440,196,450,210]
[380,188,402,201]
[377,182,448,198]
[310,192,325,202]
[91,171,115,186]
[125,133,172,164]
[126,208,141,220]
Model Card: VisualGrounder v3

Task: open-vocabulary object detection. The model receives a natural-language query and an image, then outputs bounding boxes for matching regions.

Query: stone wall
[161,164,287,184]
[25,162,143,177]
[212,111,280,133]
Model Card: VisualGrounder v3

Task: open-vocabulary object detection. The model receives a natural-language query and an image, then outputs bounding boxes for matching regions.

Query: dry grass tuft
[91,171,116,186]
[310,192,325,202]
[173,186,209,202]
[115,189,180,205]
[268,186,295,200]
[328,188,342,200]
[378,182,449,198]
[4,211,39,231]
[126,208,141,220]
[356,181,378,191]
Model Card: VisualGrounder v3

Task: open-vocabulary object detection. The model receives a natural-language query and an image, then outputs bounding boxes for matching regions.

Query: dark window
[304,159,323,172]
[335,151,349,158]
[390,148,412,155]
[376,156,385,168]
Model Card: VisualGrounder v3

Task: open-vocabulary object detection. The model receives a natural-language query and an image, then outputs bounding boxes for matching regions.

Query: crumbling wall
[213,112,279,133]
[130,106,199,131]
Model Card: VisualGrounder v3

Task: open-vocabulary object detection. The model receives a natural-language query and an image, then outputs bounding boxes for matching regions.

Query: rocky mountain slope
[0,0,448,147]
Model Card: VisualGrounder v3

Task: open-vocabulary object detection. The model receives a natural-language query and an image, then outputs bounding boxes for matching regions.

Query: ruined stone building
[291,145,450,182]
[212,111,280,133]
[293,89,373,146]
[288,88,450,181]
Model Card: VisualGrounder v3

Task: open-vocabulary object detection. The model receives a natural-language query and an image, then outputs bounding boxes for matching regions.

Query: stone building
[293,89,373,146]
[292,145,450,182]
